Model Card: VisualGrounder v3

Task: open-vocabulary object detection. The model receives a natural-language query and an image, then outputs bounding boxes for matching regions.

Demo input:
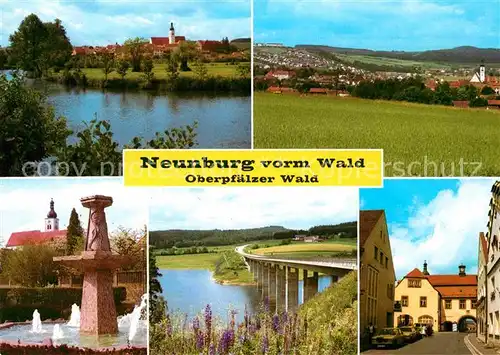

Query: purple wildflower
[209,343,216,355]
[244,305,249,330]
[218,329,235,354]
[192,317,200,332]
[196,331,204,350]
[272,313,280,333]
[205,304,213,348]
[262,334,269,354]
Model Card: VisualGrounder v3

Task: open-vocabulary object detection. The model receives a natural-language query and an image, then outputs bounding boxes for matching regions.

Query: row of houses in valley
[293,235,324,243]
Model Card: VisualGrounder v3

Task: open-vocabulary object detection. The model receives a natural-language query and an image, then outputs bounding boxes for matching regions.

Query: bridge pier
[262,263,269,300]
[303,270,319,303]
[286,266,299,312]
[268,264,277,312]
[257,261,264,293]
[276,265,286,312]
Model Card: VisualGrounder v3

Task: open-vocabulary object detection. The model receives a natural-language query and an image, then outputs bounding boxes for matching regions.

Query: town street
[364,333,475,355]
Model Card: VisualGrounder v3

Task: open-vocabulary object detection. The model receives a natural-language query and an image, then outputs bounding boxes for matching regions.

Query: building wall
[477,235,487,342]
[440,298,476,324]
[487,190,500,343]
[360,213,396,338]
[394,277,440,331]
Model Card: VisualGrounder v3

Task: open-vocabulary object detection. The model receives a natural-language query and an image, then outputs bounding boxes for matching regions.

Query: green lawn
[156,253,221,270]
[74,62,247,80]
[253,92,500,176]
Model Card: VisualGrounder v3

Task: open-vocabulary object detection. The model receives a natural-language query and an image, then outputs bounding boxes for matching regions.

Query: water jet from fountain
[31,310,42,333]
[67,304,81,327]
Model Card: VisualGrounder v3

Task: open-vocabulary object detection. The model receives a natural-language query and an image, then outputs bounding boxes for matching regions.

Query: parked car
[372,328,405,348]
[399,326,419,343]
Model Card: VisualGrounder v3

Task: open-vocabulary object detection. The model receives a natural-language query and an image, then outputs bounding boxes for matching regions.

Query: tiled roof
[360,210,384,248]
[150,36,185,46]
[434,286,477,298]
[426,274,477,286]
[488,100,500,106]
[406,268,426,278]
[6,230,67,248]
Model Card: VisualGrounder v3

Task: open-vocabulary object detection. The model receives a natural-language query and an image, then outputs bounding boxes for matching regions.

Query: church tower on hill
[45,199,60,231]
[169,22,175,45]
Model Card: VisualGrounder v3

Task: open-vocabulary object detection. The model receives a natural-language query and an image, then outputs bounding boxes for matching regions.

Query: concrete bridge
[236,245,357,313]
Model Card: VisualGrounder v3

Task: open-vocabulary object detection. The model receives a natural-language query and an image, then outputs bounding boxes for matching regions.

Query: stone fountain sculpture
[54,195,130,335]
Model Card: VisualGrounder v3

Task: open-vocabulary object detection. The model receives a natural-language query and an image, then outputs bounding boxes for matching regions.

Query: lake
[159,269,333,323]
[6,72,251,148]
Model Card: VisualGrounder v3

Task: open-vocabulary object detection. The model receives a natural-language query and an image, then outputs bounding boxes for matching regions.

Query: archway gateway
[458,316,477,333]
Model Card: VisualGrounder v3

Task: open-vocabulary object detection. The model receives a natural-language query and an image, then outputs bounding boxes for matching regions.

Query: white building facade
[486,181,500,345]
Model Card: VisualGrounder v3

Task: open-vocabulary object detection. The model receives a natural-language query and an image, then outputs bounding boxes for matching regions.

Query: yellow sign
[123,149,383,187]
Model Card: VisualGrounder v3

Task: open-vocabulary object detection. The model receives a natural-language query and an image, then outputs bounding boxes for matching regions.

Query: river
[159,269,333,323]
[6,72,251,148]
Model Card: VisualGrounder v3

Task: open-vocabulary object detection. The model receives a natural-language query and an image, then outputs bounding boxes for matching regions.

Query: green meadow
[59,62,246,80]
[253,92,500,176]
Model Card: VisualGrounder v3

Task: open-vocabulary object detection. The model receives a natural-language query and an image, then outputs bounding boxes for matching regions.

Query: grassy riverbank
[45,62,251,93]
[156,250,254,285]
[253,92,500,176]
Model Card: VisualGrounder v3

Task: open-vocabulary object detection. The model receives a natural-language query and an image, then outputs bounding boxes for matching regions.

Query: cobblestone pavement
[363,332,472,354]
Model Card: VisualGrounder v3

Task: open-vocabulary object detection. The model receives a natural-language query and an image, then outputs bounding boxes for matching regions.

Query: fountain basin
[0,320,147,348]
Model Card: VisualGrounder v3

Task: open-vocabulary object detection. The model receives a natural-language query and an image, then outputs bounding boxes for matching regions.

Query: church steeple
[45,198,59,231]
[423,260,430,275]
[169,22,175,45]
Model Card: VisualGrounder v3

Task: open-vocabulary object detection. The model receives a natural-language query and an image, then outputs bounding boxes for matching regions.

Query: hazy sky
[254,0,500,50]
[0,178,149,247]
[361,178,495,279]
[149,187,358,230]
[0,0,250,46]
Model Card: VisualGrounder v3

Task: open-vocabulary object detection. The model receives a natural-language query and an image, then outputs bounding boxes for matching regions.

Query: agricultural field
[253,92,500,176]
[64,62,247,80]
[335,53,450,70]
[250,239,357,261]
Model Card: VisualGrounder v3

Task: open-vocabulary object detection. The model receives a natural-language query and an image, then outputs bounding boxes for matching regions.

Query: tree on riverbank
[124,37,149,72]
[9,14,72,77]
[0,73,198,176]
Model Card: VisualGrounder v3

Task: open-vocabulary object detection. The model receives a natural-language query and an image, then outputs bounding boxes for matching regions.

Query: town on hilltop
[254,44,500,109]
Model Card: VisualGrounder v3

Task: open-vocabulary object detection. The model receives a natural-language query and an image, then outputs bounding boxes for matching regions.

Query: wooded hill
[296,45,500,64]
[150,221,357,248]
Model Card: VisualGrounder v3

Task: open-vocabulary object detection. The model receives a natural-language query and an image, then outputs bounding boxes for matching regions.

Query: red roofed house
[264,70,296,81]
[359,210,396,347]
[6,199,67,249]
[394,260,477,332]
[150,23,185,50]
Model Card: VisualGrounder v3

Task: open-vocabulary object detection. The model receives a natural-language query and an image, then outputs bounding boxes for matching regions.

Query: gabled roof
[360,210,384,247]
[405,268,426,278]
[6,230,67,248]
